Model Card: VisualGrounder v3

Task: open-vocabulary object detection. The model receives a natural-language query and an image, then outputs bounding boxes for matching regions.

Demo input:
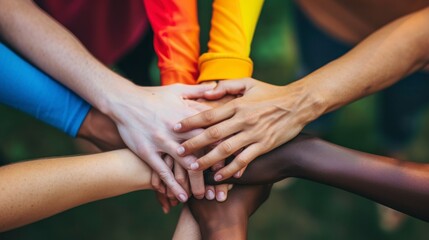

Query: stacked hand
[175,78,322,182]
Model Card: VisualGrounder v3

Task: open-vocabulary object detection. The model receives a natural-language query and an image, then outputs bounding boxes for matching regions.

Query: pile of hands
[81,77,310,213]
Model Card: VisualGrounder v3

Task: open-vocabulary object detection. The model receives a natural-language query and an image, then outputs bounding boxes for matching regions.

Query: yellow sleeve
[198,0,264,82]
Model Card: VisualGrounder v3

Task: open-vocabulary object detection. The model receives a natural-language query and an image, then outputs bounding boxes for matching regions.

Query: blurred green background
[1,0,429,239]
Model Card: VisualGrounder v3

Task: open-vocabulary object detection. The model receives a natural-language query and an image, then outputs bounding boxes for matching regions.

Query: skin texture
[206,134,429,222]
[188,184,272,240]
[175,7,429,182]
[77,107,126,151]
[0,0,217,201]
[0,149,153,232]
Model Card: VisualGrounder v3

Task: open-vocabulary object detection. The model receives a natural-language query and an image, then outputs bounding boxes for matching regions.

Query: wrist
[202,221,247,240]
[77,108,125,150]
[96,77,137,118]
[280,79,327,124]
[113,150,152,191]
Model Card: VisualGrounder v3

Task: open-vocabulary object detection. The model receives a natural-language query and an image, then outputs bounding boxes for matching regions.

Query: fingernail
[214,174,223,182]
[217,191,226,202]
[174,123,182,131]
[190,162,199,170]
[177,146,185,155]
[206,190,215,200]
[178,193,188,203]
[234,171,241,178]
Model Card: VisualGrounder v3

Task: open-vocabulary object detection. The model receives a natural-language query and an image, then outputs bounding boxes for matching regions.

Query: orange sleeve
[143,0,199,85]
[198,0,264,82]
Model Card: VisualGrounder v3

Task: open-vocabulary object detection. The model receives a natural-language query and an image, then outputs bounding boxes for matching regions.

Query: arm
[198,0,264,82]
[0,0,215,201]
[0,42,124,151]
[143,0,199,85]
[207,135,429,222]
[0,42,90,137]
[175,7,429,180]
[0,149,152,232]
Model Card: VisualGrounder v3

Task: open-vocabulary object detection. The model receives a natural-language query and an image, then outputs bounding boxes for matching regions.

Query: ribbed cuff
[197,53,253,82]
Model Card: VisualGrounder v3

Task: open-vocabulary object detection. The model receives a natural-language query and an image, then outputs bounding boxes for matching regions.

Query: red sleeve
[143,0,200,85]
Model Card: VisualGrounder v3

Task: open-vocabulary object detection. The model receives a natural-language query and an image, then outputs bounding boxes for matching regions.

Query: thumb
[184,99,212,112]
[178,83,216,99]
[204,79,248,100]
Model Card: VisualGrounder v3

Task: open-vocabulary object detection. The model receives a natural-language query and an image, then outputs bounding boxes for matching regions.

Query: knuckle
[202,110,215,122]
[158,170,172,182]
[235,156,248,168]
[207,127,221,139]
[152,132,166,143]
[219,141,234,155]
[183,141,197,153]
[198,157,211,169]
[229,100,240,110]
[242,111,258,126]
[176,175,187,185]
[135,144,149,157]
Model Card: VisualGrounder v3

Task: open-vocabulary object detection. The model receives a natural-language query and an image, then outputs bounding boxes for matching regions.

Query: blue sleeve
[0,42,91,136]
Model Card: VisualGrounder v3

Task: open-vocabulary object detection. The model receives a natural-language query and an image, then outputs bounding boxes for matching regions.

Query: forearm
[198,0,264,82]
[0,0,133,113]
[0,150,151,232]
[144,0,199,85]
[213,135,429,221]
[301,7,429,115]
[0,42,90,136]
[296,138,429,221]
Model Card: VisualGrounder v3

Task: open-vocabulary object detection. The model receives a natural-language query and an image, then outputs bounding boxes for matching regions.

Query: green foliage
[1,0,428,239]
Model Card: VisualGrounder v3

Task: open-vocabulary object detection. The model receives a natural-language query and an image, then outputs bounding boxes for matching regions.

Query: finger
[205,185,216,200]
[169,198,179,207]
[166,185,175,200]
[155,192,171,214]
[177,83,216,99]
[174,103,235,133]
[164,155,176,200]
[151,171,164,194]
[177,128,204,142]
[165,154,174,169]
[214,143,264,182]
[178,118,243,157]
[211,159,224,171]
[188,170,205,199]
[163,140,198,170]
[234,165,248,178]
[146,152,188,202]
[195,133,254,171]
[214,184,229,202]
[174,160,191,196]
[184,99,212,112]
[212,160,228,202]
[204,79,248,100]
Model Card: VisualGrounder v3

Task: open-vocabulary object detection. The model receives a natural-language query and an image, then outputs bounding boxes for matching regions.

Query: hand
[188,184,273,240]
[204,134,314,185]
[77,108,126,151]
[175,78,324,182]
[197,95,237,201]
[153,155,183,214]
[107,83,215,202]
